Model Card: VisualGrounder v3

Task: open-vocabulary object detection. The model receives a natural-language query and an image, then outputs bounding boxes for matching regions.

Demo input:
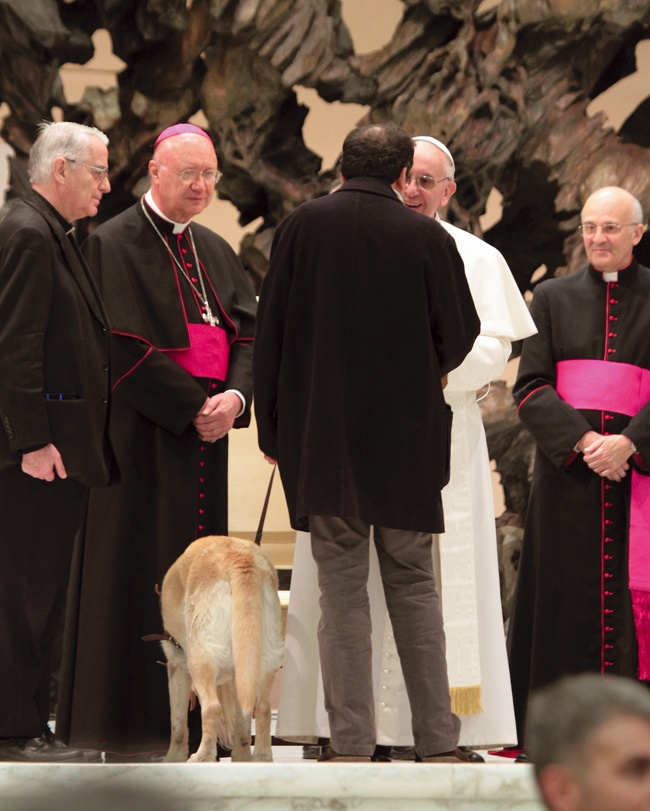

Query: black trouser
[0,467,86,737]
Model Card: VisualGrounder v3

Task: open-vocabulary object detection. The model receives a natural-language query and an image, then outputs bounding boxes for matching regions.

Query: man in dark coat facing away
[254,123,481,762]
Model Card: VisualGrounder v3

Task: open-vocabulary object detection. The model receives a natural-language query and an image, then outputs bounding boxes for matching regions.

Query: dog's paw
[252,752,273,763]
[187,750,218,763]
[164,750,187,763]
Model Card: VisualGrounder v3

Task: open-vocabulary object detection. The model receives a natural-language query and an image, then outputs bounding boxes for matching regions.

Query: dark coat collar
[337,175,403,203]
[23,190,107,327]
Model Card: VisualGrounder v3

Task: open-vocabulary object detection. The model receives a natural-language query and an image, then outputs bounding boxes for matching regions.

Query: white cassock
[275,221,537,748]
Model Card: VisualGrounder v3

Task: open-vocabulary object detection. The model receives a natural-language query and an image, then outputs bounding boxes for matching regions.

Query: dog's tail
[230,554,264,717]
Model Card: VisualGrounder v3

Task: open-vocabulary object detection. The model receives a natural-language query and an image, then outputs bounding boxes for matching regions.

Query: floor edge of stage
[0,755,545,810]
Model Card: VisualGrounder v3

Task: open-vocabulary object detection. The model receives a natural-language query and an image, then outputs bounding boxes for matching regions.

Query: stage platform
[0,745,545,810]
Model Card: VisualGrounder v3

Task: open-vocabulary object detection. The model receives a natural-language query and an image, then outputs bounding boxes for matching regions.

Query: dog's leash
[254,464,276,545]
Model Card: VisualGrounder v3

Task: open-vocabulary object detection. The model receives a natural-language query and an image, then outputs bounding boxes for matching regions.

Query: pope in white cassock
[275,136,537,754]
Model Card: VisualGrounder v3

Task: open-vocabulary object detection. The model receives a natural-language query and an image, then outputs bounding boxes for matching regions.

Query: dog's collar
[142,630,183,650]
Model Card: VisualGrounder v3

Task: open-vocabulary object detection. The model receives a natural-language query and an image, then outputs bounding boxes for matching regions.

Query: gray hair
[28,121,108,185]
[528,674,650,779]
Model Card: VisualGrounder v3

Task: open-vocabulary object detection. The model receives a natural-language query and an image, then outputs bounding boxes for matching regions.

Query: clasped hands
[577,430,636,482]
[193,391,241,443]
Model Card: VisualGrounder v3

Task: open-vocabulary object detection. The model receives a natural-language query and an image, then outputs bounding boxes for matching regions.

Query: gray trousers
[309,514,460,757]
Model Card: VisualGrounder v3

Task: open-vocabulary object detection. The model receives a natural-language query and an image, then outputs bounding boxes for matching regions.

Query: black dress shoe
[459,746,485,762]
[0,732,102,763]
[514,749,529,763]
[317,746,371,762]
[390,745,416,761]
[420,746,480,764]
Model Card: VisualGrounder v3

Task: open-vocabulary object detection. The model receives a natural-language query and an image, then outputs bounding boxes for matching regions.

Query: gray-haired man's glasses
[67,159,109,182]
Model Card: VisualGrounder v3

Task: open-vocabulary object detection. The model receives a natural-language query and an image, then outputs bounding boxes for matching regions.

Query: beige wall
[2,2,648,533]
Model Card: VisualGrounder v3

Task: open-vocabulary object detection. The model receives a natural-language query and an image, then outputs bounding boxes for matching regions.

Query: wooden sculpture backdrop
[1,0,649,620]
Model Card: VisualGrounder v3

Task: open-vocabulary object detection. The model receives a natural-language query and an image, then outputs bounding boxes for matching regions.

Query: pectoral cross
[202,307,219,327]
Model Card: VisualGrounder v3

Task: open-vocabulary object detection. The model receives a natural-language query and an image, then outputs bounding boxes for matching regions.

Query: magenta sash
[556,359,650,679]
[165,323,230,381]
[556,360,650,417]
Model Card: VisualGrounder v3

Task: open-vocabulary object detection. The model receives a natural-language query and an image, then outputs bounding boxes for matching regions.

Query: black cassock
[508,260,650,743]
[58,199,256,750]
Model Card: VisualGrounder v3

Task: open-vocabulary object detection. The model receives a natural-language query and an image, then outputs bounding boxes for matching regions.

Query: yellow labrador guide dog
[159,535,284,762]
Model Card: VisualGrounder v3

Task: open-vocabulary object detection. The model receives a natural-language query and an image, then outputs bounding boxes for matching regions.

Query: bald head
[583,187,643,223]
[580,186,644,274]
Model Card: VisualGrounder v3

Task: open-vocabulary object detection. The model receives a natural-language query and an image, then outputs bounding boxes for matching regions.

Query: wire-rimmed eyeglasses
[578,222,639,236]
[157,161,222,186]
[405,174,450,191]
[67,159,109,182]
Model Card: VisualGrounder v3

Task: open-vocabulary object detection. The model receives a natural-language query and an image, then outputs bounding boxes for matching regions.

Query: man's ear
[632,222,646,246]
[52,157,68,186]
[538,763,583,811]
[439,179,457,208]
[393,166,409,195]
[148,159,160,185]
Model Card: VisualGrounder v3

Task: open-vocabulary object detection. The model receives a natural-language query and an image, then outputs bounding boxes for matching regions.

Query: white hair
[412,135,456,180]
[28,121,109,185]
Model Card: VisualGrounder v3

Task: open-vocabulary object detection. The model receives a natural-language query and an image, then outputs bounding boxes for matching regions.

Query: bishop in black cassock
[58,124,256,752]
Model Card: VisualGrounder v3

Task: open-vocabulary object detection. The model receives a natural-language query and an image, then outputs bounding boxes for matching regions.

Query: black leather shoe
[390,745,416,761]
[460,746,485,762]
[317,746,371,762]
[515,749,529,763]
[0,732,102,763]
[420,747,480,764]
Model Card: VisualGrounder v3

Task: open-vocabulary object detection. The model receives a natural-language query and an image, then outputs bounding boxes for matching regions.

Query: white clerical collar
[144,190,190,234]
[602,271,618,282]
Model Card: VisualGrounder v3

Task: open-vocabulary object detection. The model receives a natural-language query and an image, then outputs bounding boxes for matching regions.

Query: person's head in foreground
[339,122,413,186]
[528,674,650,811]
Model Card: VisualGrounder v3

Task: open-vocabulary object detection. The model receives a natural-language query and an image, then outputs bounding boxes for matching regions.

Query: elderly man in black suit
[0,121,113,762]
[254,123,480,763]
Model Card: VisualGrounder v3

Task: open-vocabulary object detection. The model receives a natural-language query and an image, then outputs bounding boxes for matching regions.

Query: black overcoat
[0,190,112,736]
[0,191,112,484]
[255,177,480,534]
